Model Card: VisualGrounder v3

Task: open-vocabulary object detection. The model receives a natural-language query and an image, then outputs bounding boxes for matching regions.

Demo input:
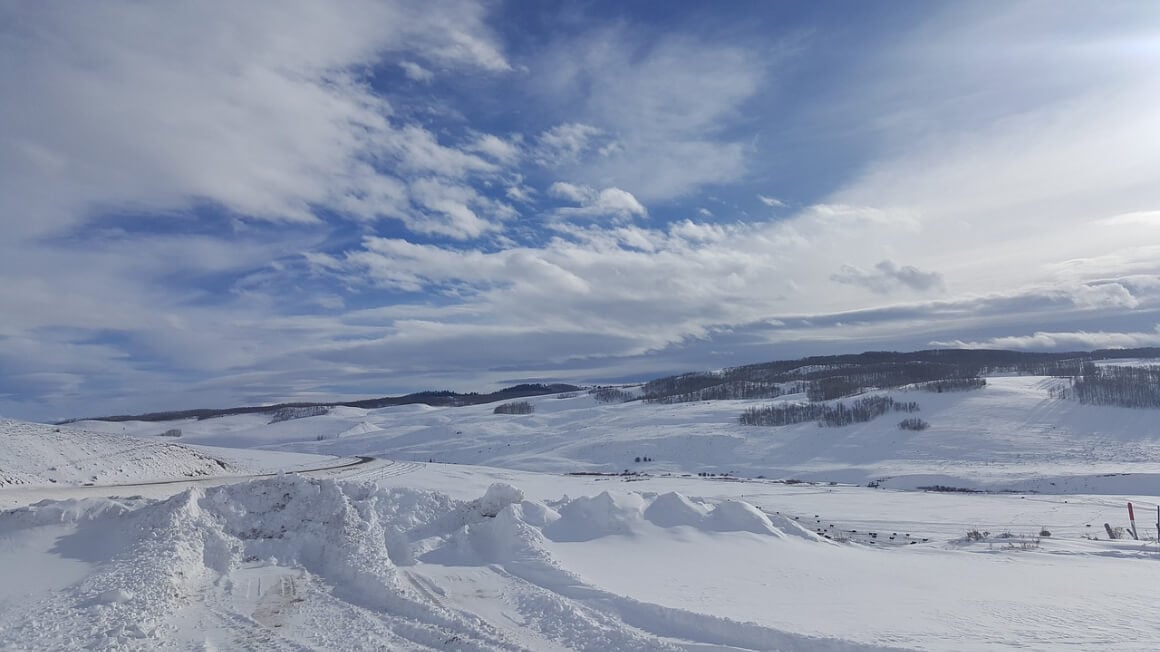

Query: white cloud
[547,181,591,203]
[803,4,1160,304]
[530,29,769,200]
[399,61,434,82]
[5,1,1160,421]
[548,183,647,221]
[0,0,512,237]
[0,0,522,419]
[535,123,607,164]
[1068,283,1139,310]
[467,133,522,165]
[932,326,1160,351]
[831,260,945,294]
[504,178,536,203]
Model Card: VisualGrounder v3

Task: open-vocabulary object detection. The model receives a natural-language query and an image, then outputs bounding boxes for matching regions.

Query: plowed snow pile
[0,419,232,487]
[0,477,885,651]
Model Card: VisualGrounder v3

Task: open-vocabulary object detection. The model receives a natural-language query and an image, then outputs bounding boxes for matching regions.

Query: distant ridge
[64,383,581,424]
[66,347,1160,424]
[641,347,1160,403]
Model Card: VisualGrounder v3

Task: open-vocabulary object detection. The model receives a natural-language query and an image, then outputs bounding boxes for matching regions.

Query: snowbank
[643,491,709,528]
[705,499,779,535]
[0,477,514,650]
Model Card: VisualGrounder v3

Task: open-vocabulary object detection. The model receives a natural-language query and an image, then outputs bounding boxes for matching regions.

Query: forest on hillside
[1049,363,1160,408]
[643,348,1160,406]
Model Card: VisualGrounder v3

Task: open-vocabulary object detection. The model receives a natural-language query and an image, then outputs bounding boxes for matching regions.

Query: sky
[2,0,1160,421]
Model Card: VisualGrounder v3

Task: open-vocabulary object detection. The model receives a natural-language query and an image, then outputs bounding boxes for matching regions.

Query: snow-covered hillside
[0,419,240,487]
[78,376,1160,492]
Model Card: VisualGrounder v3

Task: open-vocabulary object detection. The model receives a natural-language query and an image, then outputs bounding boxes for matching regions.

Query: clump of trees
[643,352,997,405]
[1051,364,1160,408]
[643,373,786,404]
[740,396,919,427]
[915,378,986,393]
[638,348,1160,408]
[589,387,634,404]
[494,401,534,415]
[646,381,784,404]
[898,417,930,431]
[269,405,330,423]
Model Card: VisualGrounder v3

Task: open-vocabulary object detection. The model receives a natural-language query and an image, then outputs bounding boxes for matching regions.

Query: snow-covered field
[73,376,1160,493]
[4,375,1160,650]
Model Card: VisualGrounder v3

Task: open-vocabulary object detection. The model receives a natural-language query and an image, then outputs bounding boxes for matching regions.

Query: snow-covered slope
[0,419,236,487]
[84,376,1160,492]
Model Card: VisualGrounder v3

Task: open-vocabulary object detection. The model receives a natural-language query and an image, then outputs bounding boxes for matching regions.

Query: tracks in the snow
[336,458,426,482]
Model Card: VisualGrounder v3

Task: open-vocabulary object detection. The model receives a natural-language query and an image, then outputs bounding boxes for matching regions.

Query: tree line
[740,396,919,427]
[1050,364,1160,408]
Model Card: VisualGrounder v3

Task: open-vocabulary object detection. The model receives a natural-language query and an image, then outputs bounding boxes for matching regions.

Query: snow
[642,491,708,528]
[704,499,779,535]
[83,376,1160,493]
[6,373,1160,649]
[0,419,234,488]
[479,482,525,517]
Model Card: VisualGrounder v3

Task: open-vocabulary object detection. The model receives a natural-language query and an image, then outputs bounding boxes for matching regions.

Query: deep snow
[5,374,1160,649]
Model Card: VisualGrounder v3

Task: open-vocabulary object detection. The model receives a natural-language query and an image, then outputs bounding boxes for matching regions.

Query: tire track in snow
[337,458,426,483]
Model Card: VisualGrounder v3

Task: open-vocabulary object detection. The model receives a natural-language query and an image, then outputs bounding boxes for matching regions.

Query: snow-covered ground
[73,376,1160,493]
[0,419,239,488]
[5,375,1160,650]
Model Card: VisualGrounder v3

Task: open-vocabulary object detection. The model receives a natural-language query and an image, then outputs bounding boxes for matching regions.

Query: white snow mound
[544,491,647,542]
[478,482,525,517]
[643,491,709,528]
[705,500,779,536]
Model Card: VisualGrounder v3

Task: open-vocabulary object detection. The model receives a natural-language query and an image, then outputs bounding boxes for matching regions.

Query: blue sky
[2,0,1160,420]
